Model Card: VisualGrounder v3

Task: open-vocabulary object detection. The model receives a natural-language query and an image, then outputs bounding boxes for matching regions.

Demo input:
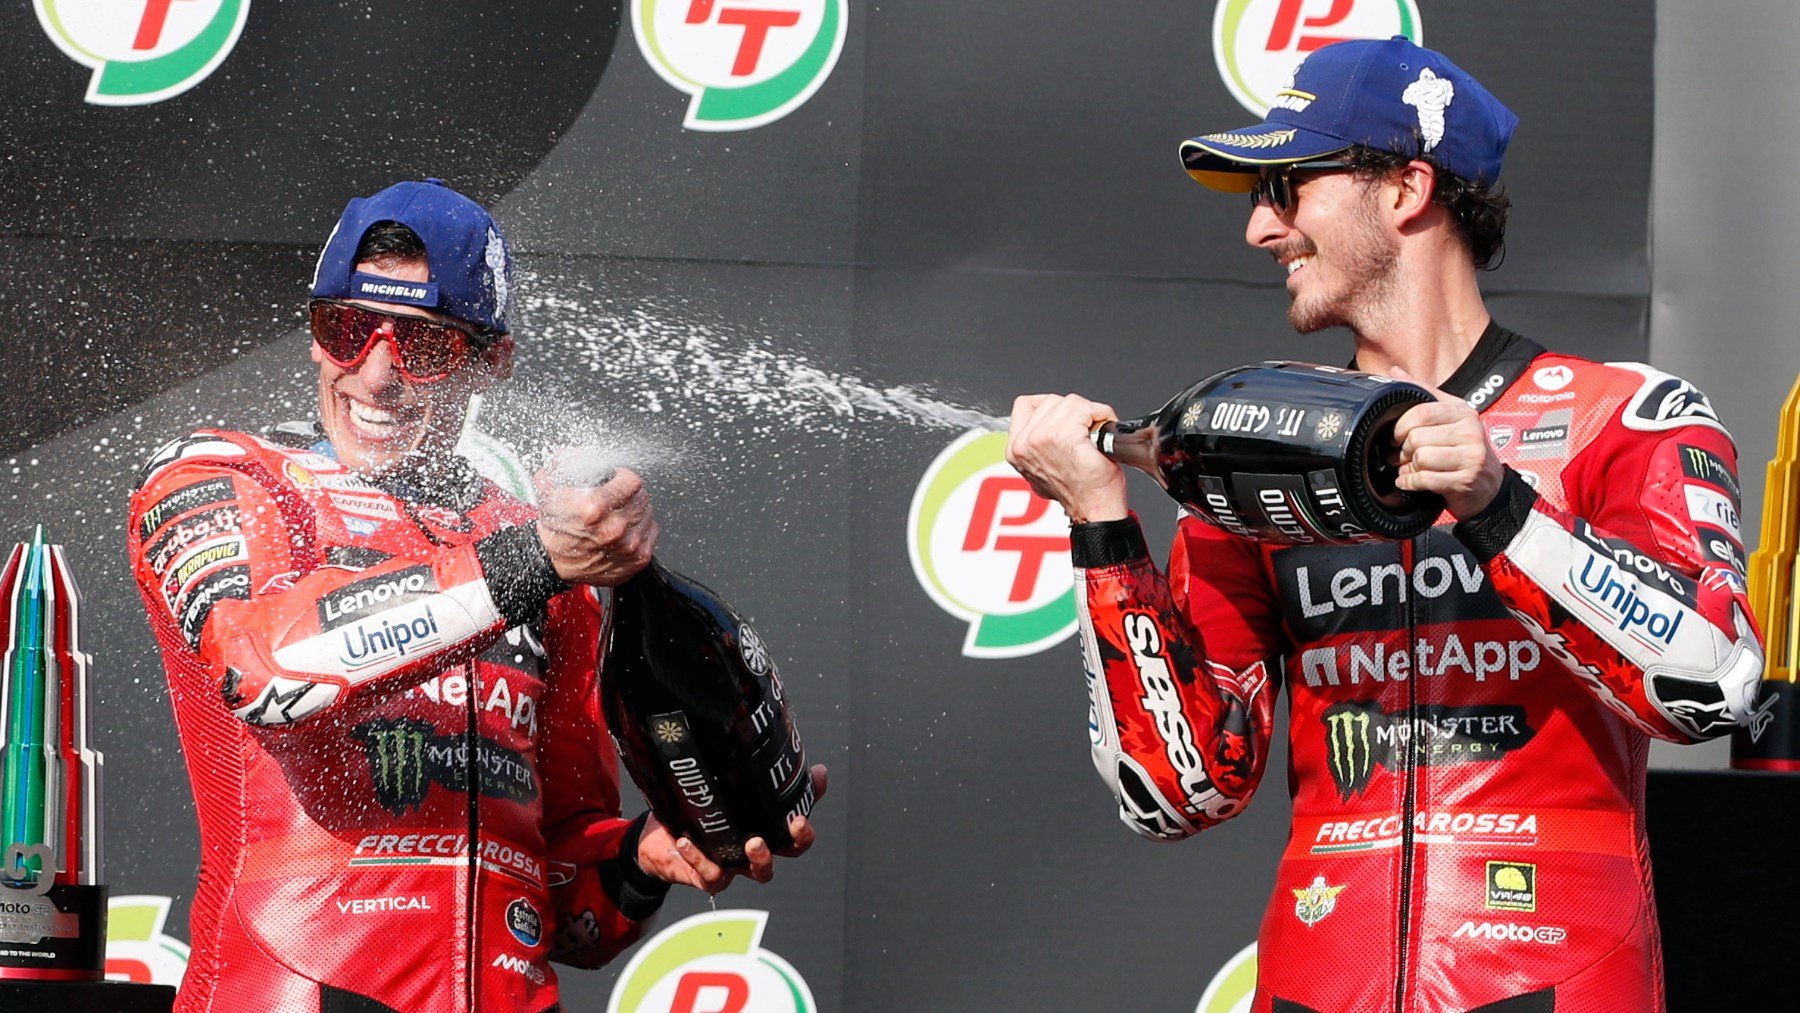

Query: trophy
[0,529,107,980]
[1733,374,1800,769]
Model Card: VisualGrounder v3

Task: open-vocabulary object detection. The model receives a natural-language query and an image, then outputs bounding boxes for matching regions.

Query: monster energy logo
[354,718,538,816]
[1322,701,1535,802]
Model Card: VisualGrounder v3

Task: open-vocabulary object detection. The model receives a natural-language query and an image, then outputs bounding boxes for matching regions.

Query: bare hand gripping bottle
[1091,361,1446,544]
[602,561,815,866]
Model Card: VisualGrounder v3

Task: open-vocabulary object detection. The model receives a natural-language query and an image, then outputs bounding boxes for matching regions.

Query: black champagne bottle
[603,560,815,866]
[1091,361,1445,543]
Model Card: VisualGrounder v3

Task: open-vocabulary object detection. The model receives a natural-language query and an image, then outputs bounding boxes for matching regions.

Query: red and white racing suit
[1073,325,1763,1013]
[127,423,666,1013]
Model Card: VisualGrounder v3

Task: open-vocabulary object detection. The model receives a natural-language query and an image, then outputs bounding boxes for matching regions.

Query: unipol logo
[608,910,814,1013]
[633,0,847,131]
[1212,0,1422,115]
[34,0,250,105]
[909,430,1077,659]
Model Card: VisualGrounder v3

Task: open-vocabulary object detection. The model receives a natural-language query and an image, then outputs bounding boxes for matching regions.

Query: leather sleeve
[126,449,547,728]
[538,586,667,968]
[1455,402,1763,742]
[1074,512,1282,840]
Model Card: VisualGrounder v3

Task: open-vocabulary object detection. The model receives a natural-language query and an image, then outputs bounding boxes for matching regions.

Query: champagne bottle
[1092,361,1445,543]
[602,560,815,866]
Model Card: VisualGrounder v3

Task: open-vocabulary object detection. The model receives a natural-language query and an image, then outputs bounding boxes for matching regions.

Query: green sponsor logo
[1212,0,1421,115]
[352,717,540,817]
[1194,941,1258,1013]
[607,910,814,1013]
[907,430,1077,659]
[104,894,192,986]
[633,0,846,131]
[35,0,251,106]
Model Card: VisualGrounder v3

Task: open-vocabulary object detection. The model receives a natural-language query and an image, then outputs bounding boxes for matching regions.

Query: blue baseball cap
[1180,37,1518,193]
[310,178,514,335]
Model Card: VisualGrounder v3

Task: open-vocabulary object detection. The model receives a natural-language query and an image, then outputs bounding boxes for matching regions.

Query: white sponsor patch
[1531,365,1573,391]
[1684,485,1742,542]
[271,584,501,684]
[1452,921,1567,944]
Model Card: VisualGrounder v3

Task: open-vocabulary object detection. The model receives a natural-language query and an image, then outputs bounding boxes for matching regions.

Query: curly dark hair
[1342,143,1510,270]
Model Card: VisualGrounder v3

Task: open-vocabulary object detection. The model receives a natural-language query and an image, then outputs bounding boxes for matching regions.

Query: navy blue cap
[1180,37,1517,193]
[310,178,514,335]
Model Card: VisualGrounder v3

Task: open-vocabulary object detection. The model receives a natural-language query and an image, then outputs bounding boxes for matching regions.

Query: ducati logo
[34,0,251,106]
[1212,0,1423,115]
[908,431,1077,659]
[608,910,815,1012]
[633,0,848,131]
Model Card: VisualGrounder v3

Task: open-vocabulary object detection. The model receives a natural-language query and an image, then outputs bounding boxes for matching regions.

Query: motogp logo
[34,0,251,106]
[908,430,1077,659]
[633,0,847,131]
[1212,0,1423,115]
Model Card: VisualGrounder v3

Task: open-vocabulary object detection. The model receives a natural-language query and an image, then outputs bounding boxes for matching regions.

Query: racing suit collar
[1350,321,1546,412]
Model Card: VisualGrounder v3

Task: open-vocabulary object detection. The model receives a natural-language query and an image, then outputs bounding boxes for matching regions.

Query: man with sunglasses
[126,179,821,1012]
[1008,38,1760,1012]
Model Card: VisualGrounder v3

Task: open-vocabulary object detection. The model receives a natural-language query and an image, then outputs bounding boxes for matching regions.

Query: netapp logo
[355,280,431,301]
[1452,921,1566,944]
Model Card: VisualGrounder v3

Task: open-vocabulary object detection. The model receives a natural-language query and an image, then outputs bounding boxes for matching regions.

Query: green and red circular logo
[1213,0,1421,115]
[607,910,814,1013]
[1194,942,1258,1013]
[35,0,251,106]
[908,430,1077,659]
[633,0,846,131]
[104,895,191,987]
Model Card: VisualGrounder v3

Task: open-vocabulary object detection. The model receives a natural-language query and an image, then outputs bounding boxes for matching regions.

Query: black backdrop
[0,2,1655,1009]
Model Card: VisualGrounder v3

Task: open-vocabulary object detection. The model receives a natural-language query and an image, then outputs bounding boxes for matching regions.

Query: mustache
[1271,240,1318,263]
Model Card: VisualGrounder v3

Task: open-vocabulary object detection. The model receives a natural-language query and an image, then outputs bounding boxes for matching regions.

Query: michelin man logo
[1403,68,1455,153]
[485,227,510,327]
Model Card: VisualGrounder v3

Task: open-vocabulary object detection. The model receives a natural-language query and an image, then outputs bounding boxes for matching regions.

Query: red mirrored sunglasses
[308,298,495,382]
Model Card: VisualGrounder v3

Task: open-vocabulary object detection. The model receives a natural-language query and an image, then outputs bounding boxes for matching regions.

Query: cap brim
[1178,125,1351,192]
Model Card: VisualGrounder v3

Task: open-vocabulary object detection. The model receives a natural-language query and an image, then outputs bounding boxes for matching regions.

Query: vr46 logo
[633,0,847,131]
[1213,0,1422,115]
[35,0,251,106]
[908,430,1077,659]
[608,910,814,1013]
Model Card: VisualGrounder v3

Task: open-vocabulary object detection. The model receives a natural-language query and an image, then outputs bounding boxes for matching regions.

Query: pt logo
[633,0,847,131]
[104,895,192,987]
[1212,0,1422,115]
[908,430,1077,659]
[1194,941,1258,1013]
[34,0,251,106]
[607,910,814,1013]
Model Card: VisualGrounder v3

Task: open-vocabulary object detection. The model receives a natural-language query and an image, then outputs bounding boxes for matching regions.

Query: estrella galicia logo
[632,0,846,131]
[908,430,1077,659]
[353,718,539,817]
[1213,0,1422,115]
[34,0,251,106]
[507,898,544,948]
[607,909,815,1013]
[1322,700,1534,801]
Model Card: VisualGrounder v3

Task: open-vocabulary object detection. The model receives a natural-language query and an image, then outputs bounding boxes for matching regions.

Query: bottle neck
[1092,419,1160,476]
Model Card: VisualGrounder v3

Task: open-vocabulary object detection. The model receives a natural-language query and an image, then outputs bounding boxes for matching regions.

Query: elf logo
[633,0,847,131]
[909,430,1077,659]
[608,910,814,1013]
[1213,0,1422,115]
[35,0,250,106]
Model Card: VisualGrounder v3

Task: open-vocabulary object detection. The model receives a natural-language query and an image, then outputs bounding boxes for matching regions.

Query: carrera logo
[634,0,847,131]
[908,431,1076,659]
[34,0,251,105]
[1212,0,1423,116]
[1452,921,1567,945]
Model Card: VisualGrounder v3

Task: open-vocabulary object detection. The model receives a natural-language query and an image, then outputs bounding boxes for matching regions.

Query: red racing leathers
[127,422,666,1013]
[1072,325,1763,1013]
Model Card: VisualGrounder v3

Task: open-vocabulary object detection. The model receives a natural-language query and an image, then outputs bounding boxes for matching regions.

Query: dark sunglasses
[309,299,494,382]
[1249,158,1353,214]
